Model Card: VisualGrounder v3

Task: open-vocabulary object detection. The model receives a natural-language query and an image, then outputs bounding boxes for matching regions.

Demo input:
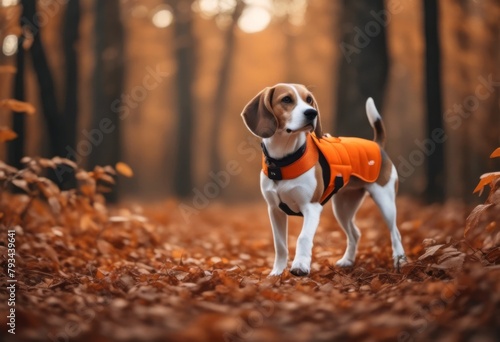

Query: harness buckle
[267,167,282,180]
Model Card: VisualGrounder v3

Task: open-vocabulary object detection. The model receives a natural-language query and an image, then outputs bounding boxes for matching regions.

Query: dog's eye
[306,96,313,104]
[281,96,293,104]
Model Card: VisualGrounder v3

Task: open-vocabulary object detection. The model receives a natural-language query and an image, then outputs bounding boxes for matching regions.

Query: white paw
[393,255,407,271]
[269,268,285,276]
[269,260,287,276]
[335,258,354,268]
[290,260,310,277]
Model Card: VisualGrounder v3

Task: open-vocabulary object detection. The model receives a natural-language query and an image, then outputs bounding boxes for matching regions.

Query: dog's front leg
[268,206,288,276]
[290,202,323,276]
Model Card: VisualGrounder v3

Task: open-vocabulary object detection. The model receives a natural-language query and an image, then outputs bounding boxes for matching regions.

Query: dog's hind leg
[332,188,366,267]
[366,165,406,270]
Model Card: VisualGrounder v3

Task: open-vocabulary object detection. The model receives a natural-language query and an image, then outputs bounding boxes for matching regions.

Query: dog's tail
[366,97,386,148]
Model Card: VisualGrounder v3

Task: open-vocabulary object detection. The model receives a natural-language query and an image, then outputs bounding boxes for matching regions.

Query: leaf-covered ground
[1,168,499,341]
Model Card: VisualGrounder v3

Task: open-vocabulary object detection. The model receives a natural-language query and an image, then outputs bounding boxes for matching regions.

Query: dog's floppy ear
[241,87,277,138]
[311,94,323,137]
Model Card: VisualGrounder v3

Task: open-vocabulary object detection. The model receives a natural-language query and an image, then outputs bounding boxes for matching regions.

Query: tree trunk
[208,1,244,174]
[54,0,81,188]
[62,0,80,158]
[173,0,196,198]
[9,1,79,187]
[423,0,445,202]
[8,32,25,168]
[90,0,125,202]
[335,0,388,140]
[22,0,63,157]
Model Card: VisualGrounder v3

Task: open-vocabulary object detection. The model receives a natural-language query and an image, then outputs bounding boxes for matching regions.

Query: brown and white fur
[241,83,406,276]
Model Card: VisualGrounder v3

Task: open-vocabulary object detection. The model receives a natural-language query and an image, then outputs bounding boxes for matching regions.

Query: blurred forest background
[0,0,499,204]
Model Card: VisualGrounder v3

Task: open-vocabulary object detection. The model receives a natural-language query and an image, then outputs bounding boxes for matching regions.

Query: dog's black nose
[304,109,318,120]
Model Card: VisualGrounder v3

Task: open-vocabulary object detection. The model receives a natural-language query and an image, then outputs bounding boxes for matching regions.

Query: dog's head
[241,83,322,139]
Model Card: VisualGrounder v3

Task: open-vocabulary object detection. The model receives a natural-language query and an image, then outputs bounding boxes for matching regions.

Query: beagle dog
[241,83,406,276]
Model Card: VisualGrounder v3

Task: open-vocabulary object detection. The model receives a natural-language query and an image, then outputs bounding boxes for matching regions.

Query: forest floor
[0,166,499,341]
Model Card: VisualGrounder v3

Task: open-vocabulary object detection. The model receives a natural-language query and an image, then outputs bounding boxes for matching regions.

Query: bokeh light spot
[196,0,236,17]
[238,6,271,34]
[2,35,18,56]
[152,8,174,28]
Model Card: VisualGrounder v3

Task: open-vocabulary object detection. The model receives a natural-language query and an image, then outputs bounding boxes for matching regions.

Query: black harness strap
[262,142,307,181]
[277,147,344,216]
[319,148,344,205]
[279,202,302,216]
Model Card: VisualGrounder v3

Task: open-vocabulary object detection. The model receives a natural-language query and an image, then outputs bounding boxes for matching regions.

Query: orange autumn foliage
[0,155,499,341]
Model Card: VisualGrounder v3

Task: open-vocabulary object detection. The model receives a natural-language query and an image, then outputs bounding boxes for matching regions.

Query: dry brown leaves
[466,148,500,253]
[0,99,36,115]
[0,128,17,143]
[473,147,500,196]
[0,161,499,341]
[0,98,35,143]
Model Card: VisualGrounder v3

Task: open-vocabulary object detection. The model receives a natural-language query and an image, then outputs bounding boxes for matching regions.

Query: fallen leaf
[96,173,116,185]
[490,147,500,159]
[465,203,494,237]
[97,239,115,255]
[116,162,134,178]
[38,158,57,169]
[431,254,464,269]
[80,214,98,231]
[0,99,35,114]
[52,156,78,169]
[418,244,444,260]
[473,173,500,195]
[485,247,500,263]
[0,127,18,142]
[20,156,32,164]
[11,179,30,193]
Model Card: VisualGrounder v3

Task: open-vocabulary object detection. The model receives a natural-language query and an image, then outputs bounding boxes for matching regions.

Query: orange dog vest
[262,133,382,216]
